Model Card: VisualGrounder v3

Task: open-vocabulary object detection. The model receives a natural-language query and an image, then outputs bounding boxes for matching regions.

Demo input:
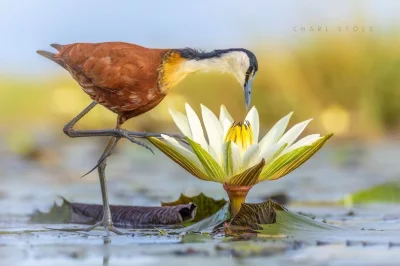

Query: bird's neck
[159,49,246,92]
[180,52,240,74]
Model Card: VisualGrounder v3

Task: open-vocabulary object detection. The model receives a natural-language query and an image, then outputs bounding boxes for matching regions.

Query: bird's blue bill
[245,74,256,110]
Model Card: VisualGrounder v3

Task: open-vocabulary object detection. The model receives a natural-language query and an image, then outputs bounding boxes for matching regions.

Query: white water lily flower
[149,103,332,187]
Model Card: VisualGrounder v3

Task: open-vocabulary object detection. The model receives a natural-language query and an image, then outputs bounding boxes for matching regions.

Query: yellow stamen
[224,121,254,152]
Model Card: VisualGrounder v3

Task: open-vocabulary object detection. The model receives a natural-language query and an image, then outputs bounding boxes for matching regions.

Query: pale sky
[0,0,398,75]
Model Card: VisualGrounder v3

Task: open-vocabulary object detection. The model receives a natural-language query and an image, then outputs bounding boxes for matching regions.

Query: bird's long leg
[48,136,123,235]
[47,101,187,235]
[96,135,123,235]
[63,101,185,141]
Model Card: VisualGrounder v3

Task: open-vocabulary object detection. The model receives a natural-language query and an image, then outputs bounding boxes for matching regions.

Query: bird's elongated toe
[45,218,124,235]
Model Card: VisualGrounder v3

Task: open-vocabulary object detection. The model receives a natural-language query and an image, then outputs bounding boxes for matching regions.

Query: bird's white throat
[180,51,250,86]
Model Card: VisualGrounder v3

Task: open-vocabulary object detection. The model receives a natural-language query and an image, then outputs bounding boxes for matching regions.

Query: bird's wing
[57,43,166,93]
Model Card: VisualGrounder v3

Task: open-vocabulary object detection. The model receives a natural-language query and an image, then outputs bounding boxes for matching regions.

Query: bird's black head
[211,48,258,109]
[177,47,258,109]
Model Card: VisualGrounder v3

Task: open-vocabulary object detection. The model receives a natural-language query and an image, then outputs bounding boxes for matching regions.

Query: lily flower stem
[223,184,252,216]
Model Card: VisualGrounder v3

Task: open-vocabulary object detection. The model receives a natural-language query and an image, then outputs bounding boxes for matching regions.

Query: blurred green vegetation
[1,33,399,142]
[342,181,400,205]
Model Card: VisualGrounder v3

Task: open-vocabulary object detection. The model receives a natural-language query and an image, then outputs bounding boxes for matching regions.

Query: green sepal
[187,138,226,182]
[229,159,266,186]
[148,137,211,181]
[260,134,333,181]
[223,141,233,176]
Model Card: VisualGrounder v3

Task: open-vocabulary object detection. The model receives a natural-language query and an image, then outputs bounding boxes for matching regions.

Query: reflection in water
[103,236,111,266]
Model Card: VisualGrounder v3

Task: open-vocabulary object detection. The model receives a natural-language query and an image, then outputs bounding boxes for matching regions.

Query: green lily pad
[257,210,337,237]
[181,232,214,243]
[214,242,288,258]
[223,199,337,238]
[30,198,75,224]
[162,193,227,222]
[341,181,400,205]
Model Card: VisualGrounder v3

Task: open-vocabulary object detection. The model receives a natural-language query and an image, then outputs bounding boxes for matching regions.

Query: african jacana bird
[37,42,258,234]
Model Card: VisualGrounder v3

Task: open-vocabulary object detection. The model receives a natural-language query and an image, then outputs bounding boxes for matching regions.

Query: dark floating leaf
[341,181,400,204]
[30,198,197,228]
[181,233,214,243]
[162,193,226,222]
[230,200,285,230]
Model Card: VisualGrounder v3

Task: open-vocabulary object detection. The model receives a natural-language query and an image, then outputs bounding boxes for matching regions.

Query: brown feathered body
[39,42,180,124]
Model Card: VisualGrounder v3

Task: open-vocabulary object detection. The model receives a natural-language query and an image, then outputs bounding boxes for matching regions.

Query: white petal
[259,112,293,153]
[208,145,220,163]
[259,143,284,163]
[185,103,208,150]
[161,134,203,169]
[284,134,321,154]
[230,142,242,175]
[169,108,192,138]
[219,105,233,123]
[242,144,260,168]
[278,119,313,148]
[245,106,259,143]
[220,105,234,137]
[221,118,233,140]
[161,134,192,154]
[201,104,223,162]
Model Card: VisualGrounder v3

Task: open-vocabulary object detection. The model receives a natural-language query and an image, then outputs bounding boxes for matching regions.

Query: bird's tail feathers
[36,50,57,60]
[36,49,65,68]
[50,43,63,51]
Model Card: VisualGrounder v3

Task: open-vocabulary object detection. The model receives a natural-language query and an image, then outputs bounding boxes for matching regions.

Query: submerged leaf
[181,233,215,243]
[148,137,210,181]
[341,181,400,205]
[162,193,227,222]
[215,241,288,257]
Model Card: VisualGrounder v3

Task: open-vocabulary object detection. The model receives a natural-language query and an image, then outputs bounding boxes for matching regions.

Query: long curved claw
[81,131,155,178]
[127,132,189,145]
[120,130,154,154]
[128,131,186,140]
[45,220,124,235]
[178,138,189,145]
[109,226,124,235]
[81,138,121,178]
[45,221,102,232]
